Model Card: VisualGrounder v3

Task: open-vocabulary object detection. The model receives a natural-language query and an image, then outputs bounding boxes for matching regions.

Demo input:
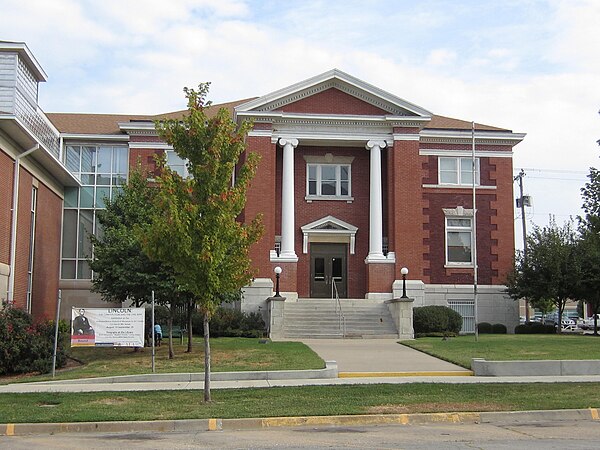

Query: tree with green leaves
[90,166,192,358]
[506,219,582,334]
[139,83,263,401]
[576,167,600,334]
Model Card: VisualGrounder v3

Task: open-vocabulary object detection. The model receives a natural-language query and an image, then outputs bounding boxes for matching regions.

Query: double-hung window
[307,163,351,198]
[165,150,189,177]
[446,217,473,265]
[439,157,480,186]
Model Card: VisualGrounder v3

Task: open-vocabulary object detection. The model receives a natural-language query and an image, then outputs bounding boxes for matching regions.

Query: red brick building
[1,42,524,335]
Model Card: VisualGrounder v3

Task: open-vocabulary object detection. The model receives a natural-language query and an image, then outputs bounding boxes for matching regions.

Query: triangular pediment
[301,215,358,233]
[236,69,431,118]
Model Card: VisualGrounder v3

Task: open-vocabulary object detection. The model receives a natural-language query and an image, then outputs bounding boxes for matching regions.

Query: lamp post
[274,266,282,298]
[401,267,409,298]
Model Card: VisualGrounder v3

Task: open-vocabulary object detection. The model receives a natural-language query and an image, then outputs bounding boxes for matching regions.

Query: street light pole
[274,266,282,298]
[401,267,409,298]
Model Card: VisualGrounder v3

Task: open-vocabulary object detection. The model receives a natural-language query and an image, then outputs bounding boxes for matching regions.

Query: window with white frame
[165,150,189,177]
[439,157,480,186]
[307,163,351,198]
[445,216,473,265]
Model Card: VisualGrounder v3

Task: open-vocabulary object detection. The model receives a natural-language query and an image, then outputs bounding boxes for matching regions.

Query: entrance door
[310,243,347,298]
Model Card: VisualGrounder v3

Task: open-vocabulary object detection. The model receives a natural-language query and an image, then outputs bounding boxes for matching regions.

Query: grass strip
[401,334,600,368]
[1,383,599,423]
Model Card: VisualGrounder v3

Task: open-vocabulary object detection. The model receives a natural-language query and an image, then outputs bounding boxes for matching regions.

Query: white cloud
[427,49,457,66]
[2,0,599,233]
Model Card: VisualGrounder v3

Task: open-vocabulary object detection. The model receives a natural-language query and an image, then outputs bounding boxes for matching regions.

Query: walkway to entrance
[300,339,469,375]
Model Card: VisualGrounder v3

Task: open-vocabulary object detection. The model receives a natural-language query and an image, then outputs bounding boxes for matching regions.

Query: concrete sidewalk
[300,339,467,375]
[3,374,600,393]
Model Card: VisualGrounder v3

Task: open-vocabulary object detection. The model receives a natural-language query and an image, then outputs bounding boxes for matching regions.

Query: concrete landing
[300,339,468,375]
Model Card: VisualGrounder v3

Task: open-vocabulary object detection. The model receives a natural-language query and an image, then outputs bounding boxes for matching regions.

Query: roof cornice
[61,133,129,141]
[238,110,430,127]
[420,129,526,146]
[0,41,47,81]
[235,69,433,117]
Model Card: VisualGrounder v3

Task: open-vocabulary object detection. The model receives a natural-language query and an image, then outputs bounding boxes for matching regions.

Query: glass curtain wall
[61,145,128,279]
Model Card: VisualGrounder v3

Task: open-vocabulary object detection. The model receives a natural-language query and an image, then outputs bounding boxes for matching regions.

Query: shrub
[0,308,69,375]
[191,307,266,338]
[491,323,507,334]
[413,306,463,335]
[515,322,555,334]
[478,322,493,334]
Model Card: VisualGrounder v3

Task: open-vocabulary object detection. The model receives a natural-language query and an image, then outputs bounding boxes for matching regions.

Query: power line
[515,168,589,175]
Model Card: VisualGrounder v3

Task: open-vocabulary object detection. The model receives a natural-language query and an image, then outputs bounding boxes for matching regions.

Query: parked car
[579,314,600,330]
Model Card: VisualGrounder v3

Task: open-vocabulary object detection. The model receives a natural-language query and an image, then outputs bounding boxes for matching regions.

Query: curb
[338,371,473,378]
[2,408,599,436]
[24,361,339,386]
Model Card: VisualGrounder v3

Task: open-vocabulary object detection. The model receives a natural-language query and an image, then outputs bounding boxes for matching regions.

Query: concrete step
[282,297,398,339]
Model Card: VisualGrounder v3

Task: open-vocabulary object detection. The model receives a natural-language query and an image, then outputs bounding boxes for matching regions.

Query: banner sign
[71,307,145,347]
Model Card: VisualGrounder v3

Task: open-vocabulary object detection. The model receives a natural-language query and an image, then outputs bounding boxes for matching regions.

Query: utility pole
[514,169,529,322]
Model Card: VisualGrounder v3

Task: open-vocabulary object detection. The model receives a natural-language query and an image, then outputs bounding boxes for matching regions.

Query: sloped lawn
[1,338,324,383]
[401,334,600,368]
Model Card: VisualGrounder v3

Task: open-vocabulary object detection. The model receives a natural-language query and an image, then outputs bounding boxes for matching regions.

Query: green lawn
[401,334,600,368]
[3,338,324,384]
[1,383,599,423]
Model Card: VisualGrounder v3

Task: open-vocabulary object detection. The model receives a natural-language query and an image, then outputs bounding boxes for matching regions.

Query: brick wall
[13,167,33,310]
[31,182,62,319]
[277,88,389,115]
[0,150,14,265]
[390,138,428,283]
[245,135,276,278]
[489,157,515,284]
[275,145,371,298]
[421,150,516,286]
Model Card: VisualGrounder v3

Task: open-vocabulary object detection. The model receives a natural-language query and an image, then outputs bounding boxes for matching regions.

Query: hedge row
[514,322,556,334]
[477,322,507,334]
[146,306,266,338]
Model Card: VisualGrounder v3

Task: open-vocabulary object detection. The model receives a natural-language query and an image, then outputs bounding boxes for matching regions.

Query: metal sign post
[151,290,156,373]
[51,289,62,378]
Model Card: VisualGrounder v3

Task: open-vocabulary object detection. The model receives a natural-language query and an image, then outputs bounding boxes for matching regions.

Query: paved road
[300,339,467,373]
[3,419,600,449]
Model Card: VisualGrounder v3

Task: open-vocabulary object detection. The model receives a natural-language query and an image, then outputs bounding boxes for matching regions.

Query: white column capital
[366,140,387,150]
[278,137,299,148]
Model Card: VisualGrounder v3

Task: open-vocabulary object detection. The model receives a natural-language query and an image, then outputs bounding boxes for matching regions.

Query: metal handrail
[331,278,346,337]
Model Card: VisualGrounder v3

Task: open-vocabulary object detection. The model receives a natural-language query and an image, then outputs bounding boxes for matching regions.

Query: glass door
[310,243,347,298]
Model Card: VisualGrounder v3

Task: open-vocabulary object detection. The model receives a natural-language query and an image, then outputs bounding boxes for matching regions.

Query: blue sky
[1,0,599,246]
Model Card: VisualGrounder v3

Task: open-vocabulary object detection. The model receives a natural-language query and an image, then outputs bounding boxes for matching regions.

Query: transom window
[439,157,480,186]
[307,164,351,198]
[446,217,473,265]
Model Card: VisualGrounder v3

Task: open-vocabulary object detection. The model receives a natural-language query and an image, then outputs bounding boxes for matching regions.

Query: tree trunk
[556,303,564,335]
[168,304,175,359]
[187,298,193,353]
[203,311,211,402]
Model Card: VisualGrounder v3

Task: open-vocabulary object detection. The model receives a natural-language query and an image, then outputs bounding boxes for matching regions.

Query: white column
[278,138,298,260]
[366,140,386,262]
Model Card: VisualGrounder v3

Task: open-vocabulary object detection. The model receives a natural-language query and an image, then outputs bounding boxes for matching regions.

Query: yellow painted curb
[5,424,14,436]
[220,412,481,431]
[208,418,219,431]
[338,371,473,378]
[591,408,599,420]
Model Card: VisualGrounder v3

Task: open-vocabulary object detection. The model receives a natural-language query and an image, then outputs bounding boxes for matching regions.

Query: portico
[235,69,432,300]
